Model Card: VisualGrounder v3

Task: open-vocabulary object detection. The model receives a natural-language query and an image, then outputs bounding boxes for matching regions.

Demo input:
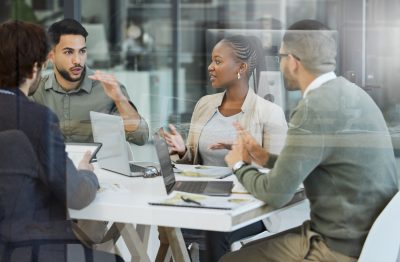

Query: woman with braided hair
[163,35,288,261]
[164,34,287,166]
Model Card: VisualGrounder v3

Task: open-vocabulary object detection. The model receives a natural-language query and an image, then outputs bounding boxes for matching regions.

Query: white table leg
[136,224,151,247]
[156,226,190,262]
[116,223,151,262]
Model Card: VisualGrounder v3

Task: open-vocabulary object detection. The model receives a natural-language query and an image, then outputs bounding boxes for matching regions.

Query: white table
[69,166,306,262]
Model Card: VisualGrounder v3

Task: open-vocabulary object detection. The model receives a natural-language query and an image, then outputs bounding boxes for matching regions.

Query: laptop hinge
[126,141,134,162]
[166,182,175,194]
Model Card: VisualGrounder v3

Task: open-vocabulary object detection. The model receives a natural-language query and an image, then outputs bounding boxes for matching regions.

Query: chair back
[0,130,39,241]
[358,191,400,262]
[0,130,111,261]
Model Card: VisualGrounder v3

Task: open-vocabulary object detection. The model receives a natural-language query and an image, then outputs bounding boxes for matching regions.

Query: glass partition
[1,0,64,26]
[5,0,400,149]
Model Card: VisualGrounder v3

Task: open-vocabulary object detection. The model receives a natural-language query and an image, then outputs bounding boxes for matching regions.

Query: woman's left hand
[208,142,233,150]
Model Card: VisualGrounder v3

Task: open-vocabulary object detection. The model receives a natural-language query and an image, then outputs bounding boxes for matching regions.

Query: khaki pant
[220,221,357,262]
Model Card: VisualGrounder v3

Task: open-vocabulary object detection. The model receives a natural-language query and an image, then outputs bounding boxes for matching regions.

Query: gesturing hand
[225,133,250,168]
[161,124,186,157]
[89,70,126,102]
[208,142,233,150]
[234,122,269,166]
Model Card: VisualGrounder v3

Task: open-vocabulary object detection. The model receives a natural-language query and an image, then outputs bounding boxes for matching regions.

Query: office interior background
[2,0,400,158]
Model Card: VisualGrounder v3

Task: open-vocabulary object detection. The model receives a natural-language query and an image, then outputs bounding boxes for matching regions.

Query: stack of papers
[174,164,232,179]
[149,191,255,210]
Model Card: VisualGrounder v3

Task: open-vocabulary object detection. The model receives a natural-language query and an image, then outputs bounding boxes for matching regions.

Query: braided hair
[221,35,266,93]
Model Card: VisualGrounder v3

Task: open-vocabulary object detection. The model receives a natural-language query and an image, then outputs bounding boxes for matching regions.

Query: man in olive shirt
[32,18,149,246]
[222,20,398,261]
[32,18,149,144]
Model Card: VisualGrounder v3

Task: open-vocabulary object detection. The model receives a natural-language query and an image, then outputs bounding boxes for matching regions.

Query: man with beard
[221,19,398,261]
[31,18,150,246]
[32,18,149,144]
[0,20,123,261]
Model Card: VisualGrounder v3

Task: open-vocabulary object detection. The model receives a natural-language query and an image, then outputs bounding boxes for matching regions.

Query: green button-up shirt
[31,67,149,144]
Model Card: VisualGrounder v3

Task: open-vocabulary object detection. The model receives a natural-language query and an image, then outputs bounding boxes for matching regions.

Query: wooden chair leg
[156,226,170,262]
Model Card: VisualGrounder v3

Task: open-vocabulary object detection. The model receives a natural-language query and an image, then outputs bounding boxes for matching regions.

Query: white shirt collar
[303,71,337,98]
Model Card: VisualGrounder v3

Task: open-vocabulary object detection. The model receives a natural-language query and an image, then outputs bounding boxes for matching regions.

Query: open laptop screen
[90,111,132,176]
[153,133,176,193]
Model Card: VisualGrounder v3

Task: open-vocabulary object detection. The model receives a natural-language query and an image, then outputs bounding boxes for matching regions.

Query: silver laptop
[153,132,233,196]
[90,111,148,177]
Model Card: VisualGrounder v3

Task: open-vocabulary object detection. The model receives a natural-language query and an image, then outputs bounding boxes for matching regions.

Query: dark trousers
[183,220,266,262]
[0,239,124,262]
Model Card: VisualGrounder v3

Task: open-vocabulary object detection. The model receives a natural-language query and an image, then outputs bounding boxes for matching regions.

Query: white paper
[98,181,129,194]
[174,164,232,178]
[152,191,255,210]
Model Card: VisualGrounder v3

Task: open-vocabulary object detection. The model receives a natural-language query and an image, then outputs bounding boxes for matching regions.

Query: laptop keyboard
[177,181,208,193]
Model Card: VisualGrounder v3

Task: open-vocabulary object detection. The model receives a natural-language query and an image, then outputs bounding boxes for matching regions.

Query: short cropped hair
[48,18,88,46]
[283,19,337,75]
[0,20,49,88]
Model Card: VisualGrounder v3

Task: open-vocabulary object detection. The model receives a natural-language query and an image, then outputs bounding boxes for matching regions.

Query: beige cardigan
[178,88,288,165]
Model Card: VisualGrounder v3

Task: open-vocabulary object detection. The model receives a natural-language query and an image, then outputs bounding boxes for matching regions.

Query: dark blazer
[0,88,99,243]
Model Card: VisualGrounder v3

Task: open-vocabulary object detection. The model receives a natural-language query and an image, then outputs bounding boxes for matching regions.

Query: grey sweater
[236,77,398,257]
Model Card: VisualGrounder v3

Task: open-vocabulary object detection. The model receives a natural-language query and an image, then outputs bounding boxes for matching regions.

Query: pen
[181,196,202,206]
[218,173,233,179]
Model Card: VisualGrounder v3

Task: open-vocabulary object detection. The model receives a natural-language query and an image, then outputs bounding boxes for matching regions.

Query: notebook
[90,111,149,177]
[153,132,233,196]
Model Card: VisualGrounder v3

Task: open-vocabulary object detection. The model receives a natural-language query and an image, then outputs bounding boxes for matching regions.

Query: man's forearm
[66,157,99,210]
[125,118,149,145]
[235,165,296,209]
[114,96,142,132]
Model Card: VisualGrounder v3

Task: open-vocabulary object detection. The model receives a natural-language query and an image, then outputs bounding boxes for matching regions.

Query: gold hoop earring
[237,72,241,80]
